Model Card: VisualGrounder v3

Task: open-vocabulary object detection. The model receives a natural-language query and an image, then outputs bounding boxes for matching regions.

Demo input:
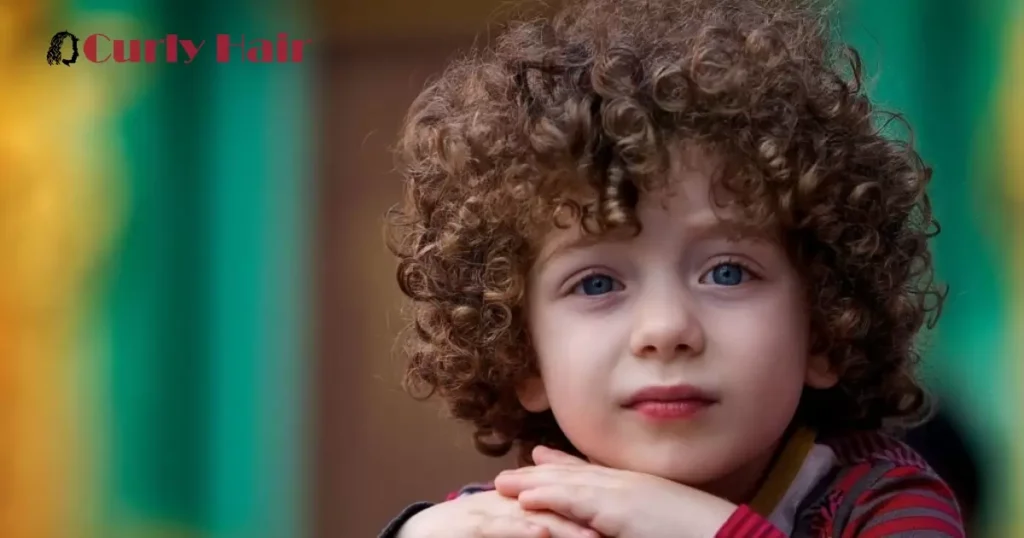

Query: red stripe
[884,466,924,479]
[861,468,958,504]
[860,516,964,538]
[843,468,963,538]
[834,462,872,494]
[852,491,961,524]
[882,465,949,486]
[715,505,751,536]
[715,506,785,538]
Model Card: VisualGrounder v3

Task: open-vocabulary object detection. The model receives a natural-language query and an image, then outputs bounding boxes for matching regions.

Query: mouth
[622,384,717,420]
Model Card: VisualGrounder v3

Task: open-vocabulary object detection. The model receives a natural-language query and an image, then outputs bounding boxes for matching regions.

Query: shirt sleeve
[377,484,495,538]
[841,464,965,538]
[715,505,788,538]
[716,463,965,538]
[377,502,435,538]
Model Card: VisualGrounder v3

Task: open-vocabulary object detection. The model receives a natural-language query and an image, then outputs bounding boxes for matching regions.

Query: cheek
[528,302,622,408]
[705,294,811,393]
[534,317,609,386]
[530,296,621,358]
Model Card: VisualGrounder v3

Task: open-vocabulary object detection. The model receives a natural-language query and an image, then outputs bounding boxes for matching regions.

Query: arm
[378,502,436,538]
[378,485,496,538]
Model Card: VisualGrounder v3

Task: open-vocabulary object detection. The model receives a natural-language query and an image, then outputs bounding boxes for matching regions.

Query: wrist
[688,493,739,538]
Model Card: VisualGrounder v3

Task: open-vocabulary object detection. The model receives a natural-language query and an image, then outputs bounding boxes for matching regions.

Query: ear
[515,375,550,412]
[805,354,839,389]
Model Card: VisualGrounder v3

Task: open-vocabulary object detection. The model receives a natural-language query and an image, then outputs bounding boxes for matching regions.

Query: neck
[697,436,784,504]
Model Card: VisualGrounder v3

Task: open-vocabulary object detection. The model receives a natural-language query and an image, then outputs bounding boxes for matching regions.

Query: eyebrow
[686,216,772,243]
[534,230,625,268]
[534,216,773,268]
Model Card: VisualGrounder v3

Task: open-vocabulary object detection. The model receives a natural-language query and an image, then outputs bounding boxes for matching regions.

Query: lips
[623,384,717,420]
[623,384,717,407]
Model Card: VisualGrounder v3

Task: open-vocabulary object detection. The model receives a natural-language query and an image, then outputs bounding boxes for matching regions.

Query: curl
[386,0,944,460]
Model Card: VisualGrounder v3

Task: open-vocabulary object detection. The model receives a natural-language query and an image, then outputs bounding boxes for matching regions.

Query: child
[379,0,963,536]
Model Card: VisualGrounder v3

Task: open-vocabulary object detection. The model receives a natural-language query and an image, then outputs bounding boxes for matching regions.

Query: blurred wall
[315,36,516,538]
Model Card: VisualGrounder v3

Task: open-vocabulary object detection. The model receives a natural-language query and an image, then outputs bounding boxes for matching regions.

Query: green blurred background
[0,0,1020,536]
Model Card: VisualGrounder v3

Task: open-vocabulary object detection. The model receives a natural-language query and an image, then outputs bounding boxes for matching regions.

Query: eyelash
[566,269,624,296]
[697,257,760,285]
[564,257,760,295]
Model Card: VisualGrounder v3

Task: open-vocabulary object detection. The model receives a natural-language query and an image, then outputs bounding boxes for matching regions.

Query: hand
[493,446,738,538]
[398,489,601,538]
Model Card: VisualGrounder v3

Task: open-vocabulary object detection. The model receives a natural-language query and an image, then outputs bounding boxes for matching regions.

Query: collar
[748,426,818,516]
[747,426,838,535]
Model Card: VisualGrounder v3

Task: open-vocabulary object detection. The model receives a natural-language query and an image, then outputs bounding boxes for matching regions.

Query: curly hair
[385,0,946,464]
[46,31,79,66]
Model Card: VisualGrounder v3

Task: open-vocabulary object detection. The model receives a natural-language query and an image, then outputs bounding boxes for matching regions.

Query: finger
[494,468,555,497]
[494,466,605,497]
[478,515,550,538]
[494,467,572,496]
[532,446,588,466]
[506,463,609,478]
[518,486,604,530]
[524,511,602,538]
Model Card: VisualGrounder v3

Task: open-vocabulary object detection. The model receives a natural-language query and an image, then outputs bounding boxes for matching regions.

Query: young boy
[378,0,963,536]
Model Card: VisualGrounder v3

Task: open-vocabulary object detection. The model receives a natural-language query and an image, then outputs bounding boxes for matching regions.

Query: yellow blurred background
[0,0,1020,536]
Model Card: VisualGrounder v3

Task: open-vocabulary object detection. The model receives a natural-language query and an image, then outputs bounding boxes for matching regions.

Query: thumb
[532,445,588,465]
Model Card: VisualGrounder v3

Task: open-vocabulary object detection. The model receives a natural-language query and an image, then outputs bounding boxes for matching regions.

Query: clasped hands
[488,445,737,538]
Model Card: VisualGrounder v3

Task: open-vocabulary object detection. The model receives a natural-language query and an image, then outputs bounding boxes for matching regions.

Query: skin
[506,146,838,535]
[495,446,740,538]
[404,146,838,537]
[398,489,600,538]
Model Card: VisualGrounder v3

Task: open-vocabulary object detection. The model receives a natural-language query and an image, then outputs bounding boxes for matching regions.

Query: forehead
[533,146,765,262]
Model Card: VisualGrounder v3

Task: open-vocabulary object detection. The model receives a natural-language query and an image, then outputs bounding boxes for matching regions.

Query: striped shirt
[378,429,965,537]
[721,429,965,537]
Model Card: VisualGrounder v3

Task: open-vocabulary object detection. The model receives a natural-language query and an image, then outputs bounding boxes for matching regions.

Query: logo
[46,31,311,65]
[46,30,79,66]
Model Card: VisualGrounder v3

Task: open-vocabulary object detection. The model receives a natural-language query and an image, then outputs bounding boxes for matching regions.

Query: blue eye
[574,274,621,296]
[708,262,747,286]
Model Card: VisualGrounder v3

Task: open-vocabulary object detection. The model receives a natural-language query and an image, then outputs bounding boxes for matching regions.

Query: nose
[629,287,705,360]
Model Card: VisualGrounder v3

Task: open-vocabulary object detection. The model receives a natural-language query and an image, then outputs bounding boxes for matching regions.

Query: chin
[604,443,739,485]
[639,459,731,485]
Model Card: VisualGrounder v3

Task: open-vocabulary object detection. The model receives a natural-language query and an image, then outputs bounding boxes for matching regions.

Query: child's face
[518,147,837,501]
